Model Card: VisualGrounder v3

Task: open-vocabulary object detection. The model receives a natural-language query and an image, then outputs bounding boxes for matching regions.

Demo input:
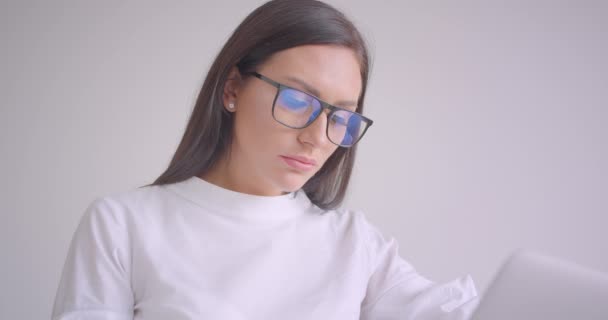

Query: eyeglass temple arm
[245,72,281,89]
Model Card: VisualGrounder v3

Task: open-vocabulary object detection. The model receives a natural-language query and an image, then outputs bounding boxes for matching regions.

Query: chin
[275,172,310,193]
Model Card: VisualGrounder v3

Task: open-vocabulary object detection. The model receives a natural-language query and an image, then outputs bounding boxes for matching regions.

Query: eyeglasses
[246,72,373,148]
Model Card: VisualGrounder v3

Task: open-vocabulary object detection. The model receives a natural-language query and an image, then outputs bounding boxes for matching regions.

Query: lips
[280,155,317,171]
[284,155,317,165]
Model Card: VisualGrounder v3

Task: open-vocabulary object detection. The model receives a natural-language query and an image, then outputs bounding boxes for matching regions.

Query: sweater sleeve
[357,212,479,320]
[51,197,134,320]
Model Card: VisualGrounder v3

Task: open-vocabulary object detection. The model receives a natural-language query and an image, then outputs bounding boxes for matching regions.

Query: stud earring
[227,102,235,110]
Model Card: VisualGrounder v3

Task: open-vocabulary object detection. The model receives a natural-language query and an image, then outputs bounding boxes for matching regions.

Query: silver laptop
[471,250,608,320]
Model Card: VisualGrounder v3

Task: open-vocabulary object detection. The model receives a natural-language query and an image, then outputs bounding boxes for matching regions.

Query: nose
[298,110,330,147]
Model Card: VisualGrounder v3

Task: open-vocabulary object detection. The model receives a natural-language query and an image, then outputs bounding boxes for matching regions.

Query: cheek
[321,145,340,164]
[233,94,290,152]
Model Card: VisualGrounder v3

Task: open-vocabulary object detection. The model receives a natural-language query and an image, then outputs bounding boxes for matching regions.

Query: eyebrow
[285,76,358,108]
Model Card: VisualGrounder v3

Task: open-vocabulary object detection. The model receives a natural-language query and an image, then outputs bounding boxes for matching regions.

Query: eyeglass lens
[274,87,367,146]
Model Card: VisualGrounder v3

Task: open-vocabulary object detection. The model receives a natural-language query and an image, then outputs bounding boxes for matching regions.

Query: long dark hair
[148,0,371,210]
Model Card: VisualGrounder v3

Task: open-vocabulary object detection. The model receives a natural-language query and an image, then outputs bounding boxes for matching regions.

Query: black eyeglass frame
[246,71,374,147]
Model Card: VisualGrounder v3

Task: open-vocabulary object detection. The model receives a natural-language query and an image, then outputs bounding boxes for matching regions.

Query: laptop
[470,250,608,320]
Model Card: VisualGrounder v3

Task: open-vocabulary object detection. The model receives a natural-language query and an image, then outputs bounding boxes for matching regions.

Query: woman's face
[212,44,362,196]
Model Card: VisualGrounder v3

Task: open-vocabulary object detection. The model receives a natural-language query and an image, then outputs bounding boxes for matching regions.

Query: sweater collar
[164,176,313,222]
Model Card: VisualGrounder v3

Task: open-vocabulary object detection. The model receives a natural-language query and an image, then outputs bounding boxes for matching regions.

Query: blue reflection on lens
[279,89,310,113]
[341,114,362,145]
[307,105,322,124]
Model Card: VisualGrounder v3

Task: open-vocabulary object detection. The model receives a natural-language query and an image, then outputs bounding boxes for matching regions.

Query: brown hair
[148,0,371,210]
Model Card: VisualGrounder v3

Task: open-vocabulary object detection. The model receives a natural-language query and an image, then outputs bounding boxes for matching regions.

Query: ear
[222,66,243,112]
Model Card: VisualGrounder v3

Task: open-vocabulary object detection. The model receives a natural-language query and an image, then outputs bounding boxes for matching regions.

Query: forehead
[257,45,362,107]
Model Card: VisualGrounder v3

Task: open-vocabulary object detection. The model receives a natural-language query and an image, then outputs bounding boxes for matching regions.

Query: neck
[200,154,286,197]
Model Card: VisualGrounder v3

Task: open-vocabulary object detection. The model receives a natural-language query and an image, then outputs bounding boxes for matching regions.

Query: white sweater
[52,176,478,320]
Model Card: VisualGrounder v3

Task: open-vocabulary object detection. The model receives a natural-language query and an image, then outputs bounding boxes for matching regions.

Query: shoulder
[320,206,391,244]
[80,183,174,227]
[307,203,365,229]
[310,205,392,256]
[95,182,170,206]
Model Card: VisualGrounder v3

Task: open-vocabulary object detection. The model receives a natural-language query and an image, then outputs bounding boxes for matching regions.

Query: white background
[1,1,607,319]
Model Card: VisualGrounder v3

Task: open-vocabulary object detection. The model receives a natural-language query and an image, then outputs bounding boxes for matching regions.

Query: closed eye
[279,89,313,113]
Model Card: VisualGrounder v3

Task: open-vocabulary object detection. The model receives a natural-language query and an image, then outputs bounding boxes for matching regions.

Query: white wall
[1,1,606,319]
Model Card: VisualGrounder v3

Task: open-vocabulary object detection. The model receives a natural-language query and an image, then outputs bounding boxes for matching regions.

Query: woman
[52,0,478,319]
